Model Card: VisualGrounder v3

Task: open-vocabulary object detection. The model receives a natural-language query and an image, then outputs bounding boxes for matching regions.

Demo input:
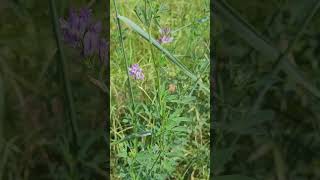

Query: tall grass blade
[49,0,79,148]
[117,15,209,93]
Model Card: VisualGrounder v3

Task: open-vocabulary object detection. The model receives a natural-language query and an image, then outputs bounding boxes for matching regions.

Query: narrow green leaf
[111,131,152,145]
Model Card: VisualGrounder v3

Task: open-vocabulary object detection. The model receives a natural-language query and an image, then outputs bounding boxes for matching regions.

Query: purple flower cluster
[60,8,108,63]
[158,27,173,44]
[129,64,144,80]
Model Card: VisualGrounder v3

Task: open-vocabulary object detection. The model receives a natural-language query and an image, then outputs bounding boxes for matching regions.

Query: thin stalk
[171,16,209,34]
[145,0,162,120]
[112,0,136,115]
[112,0,139,158]
[49,0,79,149]
[144,1,167,176]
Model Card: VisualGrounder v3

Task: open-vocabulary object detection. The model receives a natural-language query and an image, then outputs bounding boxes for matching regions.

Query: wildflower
[158,27,173,44]
[60,7,108,63]
[129,64,144,80]
[60,8,92,47]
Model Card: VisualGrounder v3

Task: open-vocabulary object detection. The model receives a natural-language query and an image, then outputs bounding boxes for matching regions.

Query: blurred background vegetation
[214,0,320,179]
[0,0,107,179]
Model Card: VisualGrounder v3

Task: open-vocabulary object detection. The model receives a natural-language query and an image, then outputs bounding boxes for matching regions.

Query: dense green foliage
[111,0,210,179]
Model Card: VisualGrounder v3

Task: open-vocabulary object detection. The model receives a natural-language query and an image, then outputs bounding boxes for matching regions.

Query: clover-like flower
[60,8,92,47]
[60,8,108,63]
[158,27,173,44]
[129,64,144,80]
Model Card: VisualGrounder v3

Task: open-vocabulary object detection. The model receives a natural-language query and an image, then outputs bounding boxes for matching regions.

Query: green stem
[112,0,139,157]
[49,0,79,149]
[145,0,162,119]
[112,0,136,115]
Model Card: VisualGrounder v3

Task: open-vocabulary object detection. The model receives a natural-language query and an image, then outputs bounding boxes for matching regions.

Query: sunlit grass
[111,0,210,179]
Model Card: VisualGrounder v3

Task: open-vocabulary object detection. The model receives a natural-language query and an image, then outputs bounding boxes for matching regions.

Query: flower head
[158,27,173,44]
[60,8,93,47]
[129,64,144,80]
[60,7,108,63]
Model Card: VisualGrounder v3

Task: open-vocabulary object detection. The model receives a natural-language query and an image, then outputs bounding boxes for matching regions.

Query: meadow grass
[111,0,210,179]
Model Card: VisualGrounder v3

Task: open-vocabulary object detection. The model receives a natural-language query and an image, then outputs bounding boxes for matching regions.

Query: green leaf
[117,15,209,93]
[169,96,196,104]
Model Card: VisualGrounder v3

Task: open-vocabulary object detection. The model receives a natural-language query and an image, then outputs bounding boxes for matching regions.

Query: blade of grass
[49,0,79,148]
[117,15,209,93]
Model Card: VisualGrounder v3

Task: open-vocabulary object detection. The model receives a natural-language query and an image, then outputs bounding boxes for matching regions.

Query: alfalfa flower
[60,7,108,64]
[59,8,93,47]
[129,64,144,80]
[158,27,173,44]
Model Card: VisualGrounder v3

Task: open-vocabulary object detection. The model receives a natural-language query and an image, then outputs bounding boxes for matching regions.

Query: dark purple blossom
[129,64,144,80]
[59,8,91,46]
[60,8,108,63]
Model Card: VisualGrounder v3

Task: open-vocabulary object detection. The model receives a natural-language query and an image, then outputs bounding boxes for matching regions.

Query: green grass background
[111,0,210,179]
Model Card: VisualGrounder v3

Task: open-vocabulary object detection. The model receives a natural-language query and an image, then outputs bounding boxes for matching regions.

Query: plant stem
[112,0,136,116]
[112,0,139,158]
[49,0,79,149]
[145,0,162,120]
